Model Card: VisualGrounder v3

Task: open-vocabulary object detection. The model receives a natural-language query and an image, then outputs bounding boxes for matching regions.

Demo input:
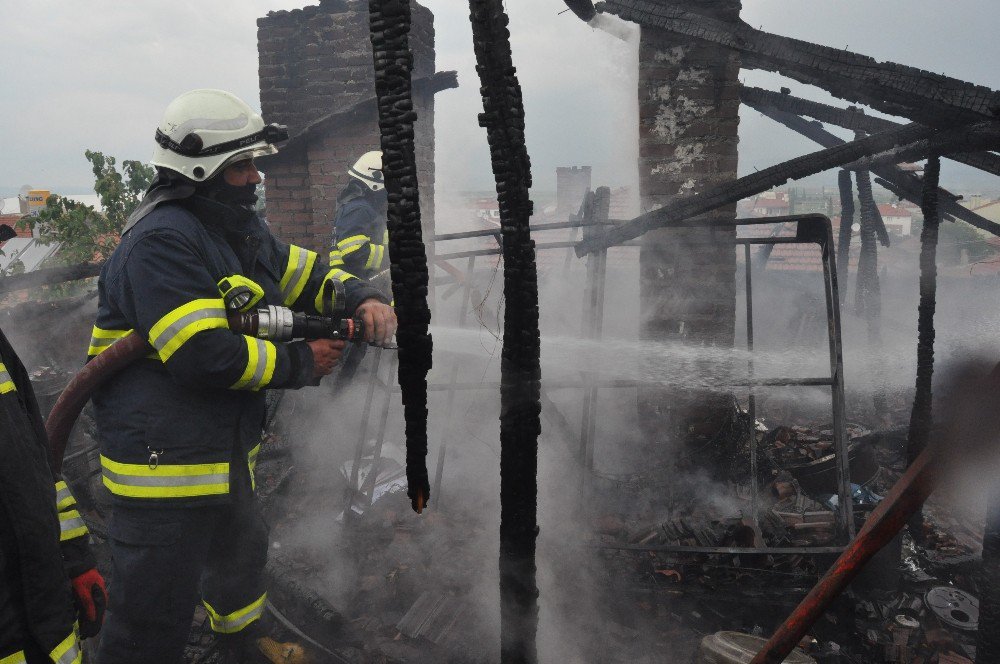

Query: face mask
[213,181,259,208]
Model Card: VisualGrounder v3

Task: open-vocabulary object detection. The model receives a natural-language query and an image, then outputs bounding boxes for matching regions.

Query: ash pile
[578,398,985,664]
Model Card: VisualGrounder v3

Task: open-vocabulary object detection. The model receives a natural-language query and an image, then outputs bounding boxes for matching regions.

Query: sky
[0,0,998,201]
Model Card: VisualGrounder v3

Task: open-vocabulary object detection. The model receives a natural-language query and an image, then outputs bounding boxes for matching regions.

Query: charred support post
[467,2,542,661]
[835,170,854,299]
[580,188,610,473]
[905,155,941,537]
[367,0,433,512]
[854,165,888,416]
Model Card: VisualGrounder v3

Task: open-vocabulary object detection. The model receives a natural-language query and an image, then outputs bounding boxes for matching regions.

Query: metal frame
[348,201,853,550]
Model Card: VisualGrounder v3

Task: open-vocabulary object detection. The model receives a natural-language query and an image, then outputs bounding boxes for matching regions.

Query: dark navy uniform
[0,327,91,664]
[330,191,389,289]
[91,195,384,663]
[330,188,390,379]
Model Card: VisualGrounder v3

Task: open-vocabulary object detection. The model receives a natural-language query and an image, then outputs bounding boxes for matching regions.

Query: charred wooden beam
[368,0,433,513]
[740,86,1000,177]
[562,0,596,21]
[469,1,543,661]
[904,155,941,541]
[598,1,1000,128]
[0,263,103,295]
[578,121,1000,255]
[746,102,1000,237]
[835,170,853,297]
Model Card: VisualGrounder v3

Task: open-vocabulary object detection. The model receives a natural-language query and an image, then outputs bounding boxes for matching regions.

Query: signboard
[26,190,51,217]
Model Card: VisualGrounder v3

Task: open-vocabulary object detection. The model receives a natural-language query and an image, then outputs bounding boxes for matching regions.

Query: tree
[18,151,153,264]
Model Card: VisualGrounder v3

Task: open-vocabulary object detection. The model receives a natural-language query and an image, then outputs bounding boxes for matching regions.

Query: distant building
[555,166,592,220]
[472,197,501,228]
[743,191,790,218]
[878,204,913,236]
[609,186,638,220]
[964,199,1000,237]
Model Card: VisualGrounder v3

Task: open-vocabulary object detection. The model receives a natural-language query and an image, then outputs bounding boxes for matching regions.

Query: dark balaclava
[198,173,259,210]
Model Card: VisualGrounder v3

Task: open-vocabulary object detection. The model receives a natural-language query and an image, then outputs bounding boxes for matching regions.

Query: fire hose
[45,285,383,474]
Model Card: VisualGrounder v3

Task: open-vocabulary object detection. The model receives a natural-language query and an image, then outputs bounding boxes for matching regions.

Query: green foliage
[17,151,153,264]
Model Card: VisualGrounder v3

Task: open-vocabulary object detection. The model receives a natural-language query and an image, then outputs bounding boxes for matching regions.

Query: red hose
[46,332,149,473]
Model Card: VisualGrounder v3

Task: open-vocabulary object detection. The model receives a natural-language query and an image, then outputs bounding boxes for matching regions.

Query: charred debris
[3,0,1000,663]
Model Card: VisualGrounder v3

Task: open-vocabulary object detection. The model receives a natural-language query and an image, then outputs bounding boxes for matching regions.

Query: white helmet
[348,150,384,192]
[150,89,288,182]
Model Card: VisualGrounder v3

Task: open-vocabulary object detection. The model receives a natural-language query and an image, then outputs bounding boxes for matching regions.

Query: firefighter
[90,89,395,664]
[330,150,389,290]
[329,151,391,379]
[0,325,106,664]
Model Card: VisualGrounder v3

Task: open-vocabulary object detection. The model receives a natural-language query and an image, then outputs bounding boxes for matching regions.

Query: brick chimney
[256,0,444,253]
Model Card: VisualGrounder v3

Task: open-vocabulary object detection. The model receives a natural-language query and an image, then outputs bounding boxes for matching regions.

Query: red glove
[71,568,107,638]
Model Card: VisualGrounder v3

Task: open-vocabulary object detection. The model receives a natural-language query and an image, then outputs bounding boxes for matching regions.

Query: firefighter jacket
[330,187,389,288]
[0,327,90,664]
[90,196,385,507]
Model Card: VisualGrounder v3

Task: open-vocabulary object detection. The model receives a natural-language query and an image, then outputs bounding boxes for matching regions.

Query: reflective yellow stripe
[248,442,262,491]
[229,338,276,391]
[87,326,132,357]
[383,229,389,244]
[279,245,318,306]
[55,480,76,511]
[58,509,89,541]
[313,268,357,313]
[203,593,267,634]
[336,234,368,256]
[149,299,228,362]
[364,244,382,270]
[49,629,81,664]
[0,650,26,664]
[100,455,230,499]
[0,362,14,395]
[329,249,345,267]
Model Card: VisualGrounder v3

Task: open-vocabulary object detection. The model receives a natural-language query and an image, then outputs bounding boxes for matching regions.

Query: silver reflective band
[150,305,227,353]
[55,482,76,510]
[204,593,267,634]
[279,248,309,303]
[49,631,81,664]
[0,363,14,394]
[59,510,88,540]
[248,338,270,387]
[102,466,230,488]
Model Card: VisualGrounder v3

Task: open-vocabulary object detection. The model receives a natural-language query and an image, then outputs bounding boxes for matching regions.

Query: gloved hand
[71,568,107,638]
